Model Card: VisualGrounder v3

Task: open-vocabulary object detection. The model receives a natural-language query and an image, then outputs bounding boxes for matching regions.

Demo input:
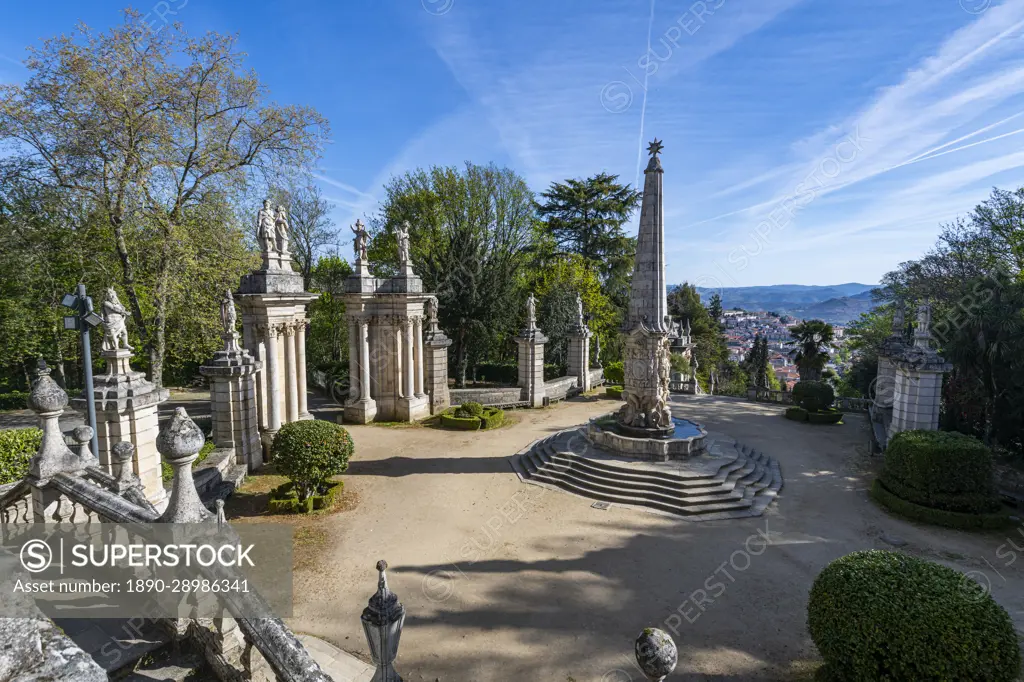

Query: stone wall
[544,376,579,402]
[449,386,523,407]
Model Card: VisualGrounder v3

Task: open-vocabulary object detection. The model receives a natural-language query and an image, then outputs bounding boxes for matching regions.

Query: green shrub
[604,362,624,385]
[606,386,623,399]
[0,392,29,411]
[881,430,999,513]
[871,480,1011,529]
[792,381,834,412]
[480,407,505,430]
[161,439,216,482]
[807,409,843,425]
[0,428,41,484]
[271,420,353,501]
[455,402,484,418]
[268,480,342,514]
[807,550,1020,681]
[473,362,517,384]
[784,406,808,422]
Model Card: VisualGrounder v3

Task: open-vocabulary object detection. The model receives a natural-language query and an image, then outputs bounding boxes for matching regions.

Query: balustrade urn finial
[112,441,136,485]
[72,425,99,467]
[28,360,82,480]
[361,559,405,682]
[156,407,211,523]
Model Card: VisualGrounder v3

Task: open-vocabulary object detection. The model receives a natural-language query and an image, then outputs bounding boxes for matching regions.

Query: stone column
[347,319,360,402]
[295,319,311,420]
[414,317,425,398]
[567,328,592,393]
[200,330,264,471]
[424,326,452,414]
[265,325,282,434]
[283,323,298,423]
[404,320,416,399]
[361,320,372,401]
[516,328,548,408]
[344,318,378,423]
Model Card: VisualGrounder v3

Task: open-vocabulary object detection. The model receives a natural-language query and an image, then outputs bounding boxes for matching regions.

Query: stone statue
[220,289,237,335]
[351,220,369,262]
[101,287,132,351]
[526,293,537,330]
[426,295,439,330]
[915,303,932,347]
[892,301,905,336]
[576,293,585,327]
[257,199,276,255]
[274,204,290,255]
[395,221,411,265]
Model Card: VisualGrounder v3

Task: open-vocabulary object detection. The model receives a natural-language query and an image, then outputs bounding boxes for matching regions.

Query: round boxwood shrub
[455,401,484,418]
[784,406,808,422]
[880,429,999,513]
[792,381,834,412]
[808,550,1020,681]
[604,361,624,385]
[271,420,353,501]
[606,385,624,399]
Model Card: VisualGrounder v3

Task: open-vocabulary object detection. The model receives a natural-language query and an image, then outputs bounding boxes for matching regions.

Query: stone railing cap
[156,407,205,462]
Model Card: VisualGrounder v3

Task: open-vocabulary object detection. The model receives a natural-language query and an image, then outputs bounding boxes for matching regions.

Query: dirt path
[288,394,1024,682]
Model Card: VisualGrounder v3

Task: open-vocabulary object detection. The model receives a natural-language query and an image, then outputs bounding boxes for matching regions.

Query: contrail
[634,0,657,190]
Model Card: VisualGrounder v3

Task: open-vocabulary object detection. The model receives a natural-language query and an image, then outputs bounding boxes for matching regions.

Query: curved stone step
[540,460,747,505]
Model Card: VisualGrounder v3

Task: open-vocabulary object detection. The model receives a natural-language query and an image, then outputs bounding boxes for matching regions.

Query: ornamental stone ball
[634,628,678,681]
[72,425,93,445]
[112,440,134,464]
[29,360,68,413]
[156,407,205,463]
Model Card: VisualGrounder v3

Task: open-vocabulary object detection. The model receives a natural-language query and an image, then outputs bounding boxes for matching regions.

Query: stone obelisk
[617,139,673,437]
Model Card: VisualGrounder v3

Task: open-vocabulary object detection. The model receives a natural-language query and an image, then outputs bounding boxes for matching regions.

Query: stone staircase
[508,428,782,520]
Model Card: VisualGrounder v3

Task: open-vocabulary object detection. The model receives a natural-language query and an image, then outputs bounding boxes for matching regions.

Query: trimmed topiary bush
[792,381,835,412]
[606,385,624,399]
[268,480,343,514]
[441,405,504,430]
[604,361,624,385]
[807,409,843,425]
[870,480,1011,529]
[880,429,999,514]
[808,550,1020,681]
[479,407,504,430]
[784,406,808,422]
[454,401,484,418]
[271,420,353,502]
[0,428,42,485]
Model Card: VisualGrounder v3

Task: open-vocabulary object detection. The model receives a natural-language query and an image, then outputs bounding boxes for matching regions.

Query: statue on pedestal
[351,220,369,262]
[526,293,537,330]
[426,295,439,333]
[274,205,291,255]
[101,287,132,351]
[257,199,276,255]
[395,221,411,265]
[221,290,237,334]
[576,293,585,329]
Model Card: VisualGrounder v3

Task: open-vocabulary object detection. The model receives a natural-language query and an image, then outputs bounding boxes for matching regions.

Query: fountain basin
[586,413,707,460]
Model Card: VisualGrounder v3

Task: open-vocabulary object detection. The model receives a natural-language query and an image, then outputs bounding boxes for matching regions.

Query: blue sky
[3,0,1024,287]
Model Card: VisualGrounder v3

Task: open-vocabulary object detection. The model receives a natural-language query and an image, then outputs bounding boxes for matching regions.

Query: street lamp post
[62,284,103,459]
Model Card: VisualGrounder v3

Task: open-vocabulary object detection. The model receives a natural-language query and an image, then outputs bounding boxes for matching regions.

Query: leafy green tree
[707,293,724,326]
[0,11,328,385]
[535,172,640,309]
[367,163,534,386]
[668,283,726,390]
[307,254,353,371]
[788,319,834,382]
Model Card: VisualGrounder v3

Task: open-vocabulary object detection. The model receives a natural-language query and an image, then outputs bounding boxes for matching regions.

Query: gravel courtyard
[290,394,1024,681]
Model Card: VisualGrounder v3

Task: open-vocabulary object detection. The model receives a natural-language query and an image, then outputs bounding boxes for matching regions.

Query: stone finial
[361,559,405,682]
[156,407,211,523]
[892,301,905,336]
[71,425,99,467]
[634,628,678,681]
[112,441,136,487]
[28,361,82,480]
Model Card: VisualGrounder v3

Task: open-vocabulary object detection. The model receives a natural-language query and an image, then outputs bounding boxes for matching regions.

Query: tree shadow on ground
[345,455,514,477]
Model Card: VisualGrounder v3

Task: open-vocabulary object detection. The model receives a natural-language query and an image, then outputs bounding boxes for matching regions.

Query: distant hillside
[687,283,878,324]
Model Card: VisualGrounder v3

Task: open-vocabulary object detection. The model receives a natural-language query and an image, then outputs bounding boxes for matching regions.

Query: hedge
[0,392,30,411]
[870,480,1012,530]
[271,420,353,501]
[807,409,843,425]
[440,405,504,431]
[473,362,517,385]
[881,429,999,513]
[0,428,41,485]
[479,407,505,430]
[606,385,623,399]
[807,549,1020,681]
[268,480,343,514]
[792,381,835,412]
[784,406,807,422]
[455,402,484,418]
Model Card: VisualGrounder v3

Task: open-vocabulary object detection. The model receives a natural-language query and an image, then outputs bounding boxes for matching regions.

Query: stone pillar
[72,348,168,506]
[265,325,282,435]
[404,320,416,399]
[568,328,592,393]
[296,319,311,420]
[283,323,298,423]
[347,319,360,402]
[414,318,425,398]
[345,318,378,423]
[200,331,264,471]
[886,304,951,442]
[516,328,548,408]
[424,325,452,414]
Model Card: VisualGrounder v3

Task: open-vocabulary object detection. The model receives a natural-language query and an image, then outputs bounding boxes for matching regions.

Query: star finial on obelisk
[647,139,664,157]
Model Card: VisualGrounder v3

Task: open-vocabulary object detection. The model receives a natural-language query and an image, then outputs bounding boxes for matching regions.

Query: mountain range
[690,283,879,324]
